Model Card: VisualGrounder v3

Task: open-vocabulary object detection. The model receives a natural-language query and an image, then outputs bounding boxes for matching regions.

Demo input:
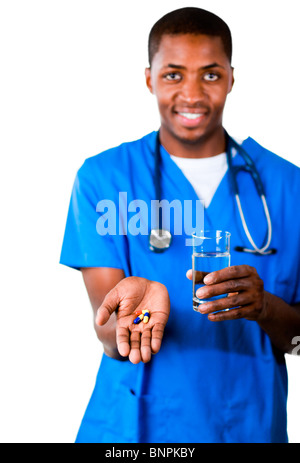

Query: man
[60,7,300,443]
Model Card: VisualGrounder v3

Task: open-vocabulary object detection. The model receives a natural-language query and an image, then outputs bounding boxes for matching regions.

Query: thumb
[186,269,193,280]
[95,287,120,326]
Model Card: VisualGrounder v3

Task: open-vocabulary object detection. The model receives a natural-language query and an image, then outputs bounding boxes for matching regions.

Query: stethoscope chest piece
[149,229,172,253]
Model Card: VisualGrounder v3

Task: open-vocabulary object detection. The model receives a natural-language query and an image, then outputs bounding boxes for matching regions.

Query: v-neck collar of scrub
[156,135,253,229]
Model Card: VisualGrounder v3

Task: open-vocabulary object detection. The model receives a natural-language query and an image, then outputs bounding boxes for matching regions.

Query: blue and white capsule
[133,313,144,324]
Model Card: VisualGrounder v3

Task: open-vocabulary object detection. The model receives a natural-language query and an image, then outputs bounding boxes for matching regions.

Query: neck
[159,126,226,159]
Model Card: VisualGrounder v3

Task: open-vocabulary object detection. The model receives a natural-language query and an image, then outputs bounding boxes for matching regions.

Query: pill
[135,309,143,315]
[133,314,144,324]
[143,311,150,324]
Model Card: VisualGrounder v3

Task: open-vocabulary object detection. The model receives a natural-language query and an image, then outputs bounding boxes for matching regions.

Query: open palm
[96,277,170,363]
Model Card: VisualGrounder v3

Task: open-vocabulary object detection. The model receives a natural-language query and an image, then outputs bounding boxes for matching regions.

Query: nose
[178,76,206,105]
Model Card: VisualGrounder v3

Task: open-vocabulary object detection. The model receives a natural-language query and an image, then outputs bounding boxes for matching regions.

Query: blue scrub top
[60,131,300,443]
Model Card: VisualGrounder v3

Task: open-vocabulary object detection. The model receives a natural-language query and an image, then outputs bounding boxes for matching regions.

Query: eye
[164,72,182,82]
[203,72,219,82]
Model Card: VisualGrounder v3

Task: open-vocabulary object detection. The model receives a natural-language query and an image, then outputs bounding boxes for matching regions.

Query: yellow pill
[143,311,150,324]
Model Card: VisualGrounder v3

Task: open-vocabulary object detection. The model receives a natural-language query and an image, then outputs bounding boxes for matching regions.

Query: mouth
[178,112,205,120]
[175,111,207,127]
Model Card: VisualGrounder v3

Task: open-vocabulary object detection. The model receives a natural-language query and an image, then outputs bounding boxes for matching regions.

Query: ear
[145,67,154,94]
[228,66,235,94]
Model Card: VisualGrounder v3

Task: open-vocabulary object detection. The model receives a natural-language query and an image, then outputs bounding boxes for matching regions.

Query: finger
[129,331,142,364]
[186,269,193,280]
[151,323,165,354]
[207,304,255,322]
[140,328,152,363]
[186,269,208,284]
[199,292,250,314]
[95,287,120,326]
[116,326,130,357]
[203,265,255,285]
[192,270,208,285]
[227,292,239,297]
[196,278,250,300]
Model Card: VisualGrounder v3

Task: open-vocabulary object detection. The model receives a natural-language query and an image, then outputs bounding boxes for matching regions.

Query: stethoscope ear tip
[234,246,246,253]
[234,246,277,255]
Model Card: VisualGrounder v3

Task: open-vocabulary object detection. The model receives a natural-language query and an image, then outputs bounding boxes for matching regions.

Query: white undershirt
[170,140,242,208]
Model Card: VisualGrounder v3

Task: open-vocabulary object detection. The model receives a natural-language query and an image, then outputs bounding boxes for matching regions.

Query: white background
[0,0,299,443]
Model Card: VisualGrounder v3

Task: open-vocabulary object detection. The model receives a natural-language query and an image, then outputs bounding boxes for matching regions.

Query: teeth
[178,112,203,120]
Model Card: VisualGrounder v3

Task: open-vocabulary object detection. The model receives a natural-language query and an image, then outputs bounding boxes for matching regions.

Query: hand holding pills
[186,265,267,322]
[95,277,170,364]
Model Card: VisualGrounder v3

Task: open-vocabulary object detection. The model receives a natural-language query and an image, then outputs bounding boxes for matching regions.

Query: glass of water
[192,230,231,312]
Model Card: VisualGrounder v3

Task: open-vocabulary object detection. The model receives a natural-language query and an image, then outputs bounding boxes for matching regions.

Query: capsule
[133,313,144,324]
[135,309,143,316]
[143,311,150,324]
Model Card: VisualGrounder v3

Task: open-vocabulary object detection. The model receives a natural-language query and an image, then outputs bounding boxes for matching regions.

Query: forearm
[257,292,300,354]
[93,312,127,361]
[81,267,126,361]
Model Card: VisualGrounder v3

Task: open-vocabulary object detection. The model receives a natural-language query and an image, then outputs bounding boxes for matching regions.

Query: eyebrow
[163,62,225,71]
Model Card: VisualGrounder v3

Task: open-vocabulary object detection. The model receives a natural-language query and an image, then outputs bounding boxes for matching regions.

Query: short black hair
[148,7,232,66]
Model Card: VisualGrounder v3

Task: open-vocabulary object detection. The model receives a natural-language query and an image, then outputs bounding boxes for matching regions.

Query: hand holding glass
[192,230,231,312]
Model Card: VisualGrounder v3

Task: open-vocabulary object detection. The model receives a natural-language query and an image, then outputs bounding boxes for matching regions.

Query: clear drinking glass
[192,230,231,312]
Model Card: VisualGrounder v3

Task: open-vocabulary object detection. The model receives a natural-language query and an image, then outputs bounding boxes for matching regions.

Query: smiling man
[60,8,300,443]
[145,33,234,157]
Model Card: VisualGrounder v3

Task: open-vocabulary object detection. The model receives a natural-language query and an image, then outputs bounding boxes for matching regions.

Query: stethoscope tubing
[151,130,276,255]
[224,131,276,255]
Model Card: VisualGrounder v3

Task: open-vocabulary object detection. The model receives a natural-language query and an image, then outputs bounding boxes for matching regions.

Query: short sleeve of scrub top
[60,158,129,273]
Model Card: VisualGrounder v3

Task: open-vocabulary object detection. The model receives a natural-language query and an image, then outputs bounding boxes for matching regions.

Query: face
[145,34,234,156]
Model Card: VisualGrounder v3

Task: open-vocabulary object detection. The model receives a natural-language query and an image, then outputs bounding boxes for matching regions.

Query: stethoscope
[149,130,277,255]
